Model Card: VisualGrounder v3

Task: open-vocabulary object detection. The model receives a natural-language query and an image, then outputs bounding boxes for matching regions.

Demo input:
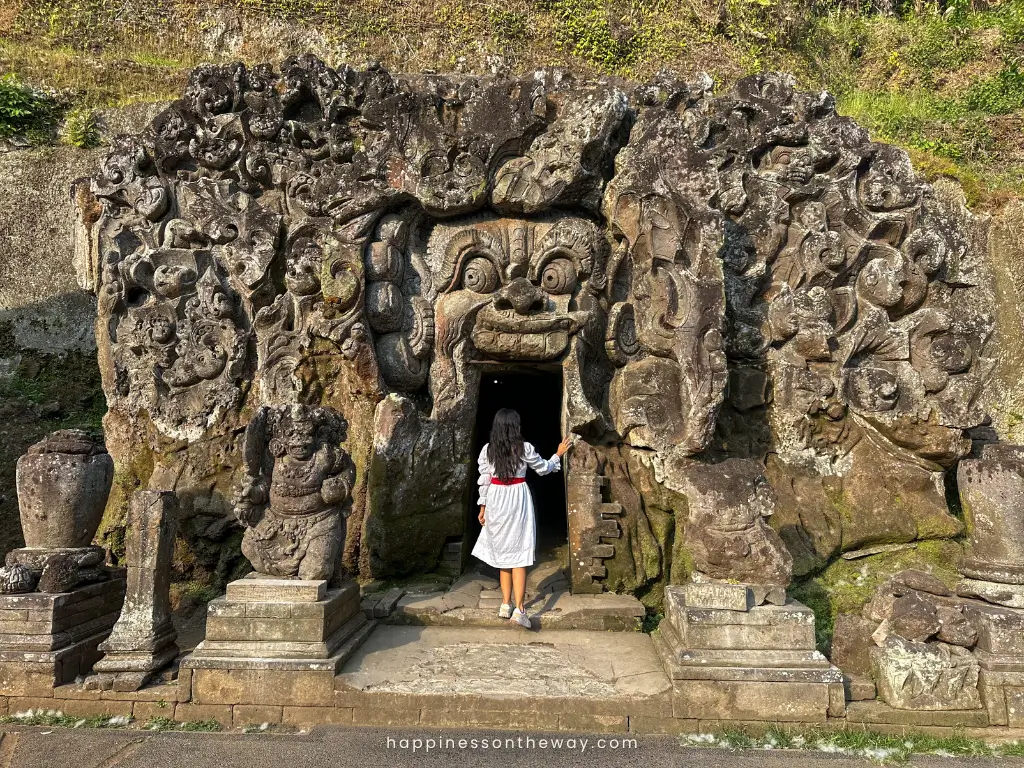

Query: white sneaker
[510,607,532,629]
[498,603,512,619]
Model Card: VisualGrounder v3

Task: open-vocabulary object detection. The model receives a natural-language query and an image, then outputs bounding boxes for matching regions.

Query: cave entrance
[467,365,568,582]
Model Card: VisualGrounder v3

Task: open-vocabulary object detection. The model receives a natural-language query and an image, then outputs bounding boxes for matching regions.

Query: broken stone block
[372,588,405,618]
[831,613,879,681]
[935,603,977,647]
[888,592,941,642]
[870,636,981,710]
[964,601,1024,655]
[958,578,1024,609]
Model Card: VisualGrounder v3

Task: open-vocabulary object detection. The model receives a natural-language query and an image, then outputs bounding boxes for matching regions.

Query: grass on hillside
[1,1,1023,207]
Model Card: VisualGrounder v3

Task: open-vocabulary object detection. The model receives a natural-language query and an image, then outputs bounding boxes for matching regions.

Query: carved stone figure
[86,60,994,601]
[234,404,355,581]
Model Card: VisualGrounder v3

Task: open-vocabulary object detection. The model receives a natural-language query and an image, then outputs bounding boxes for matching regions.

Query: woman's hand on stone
[556,435,573,457]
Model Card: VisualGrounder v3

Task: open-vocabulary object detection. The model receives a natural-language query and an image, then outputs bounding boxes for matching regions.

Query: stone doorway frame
[465,360,572,588]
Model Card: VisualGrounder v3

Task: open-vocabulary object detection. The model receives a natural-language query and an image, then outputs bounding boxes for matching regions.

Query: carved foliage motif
[703,74,991,470]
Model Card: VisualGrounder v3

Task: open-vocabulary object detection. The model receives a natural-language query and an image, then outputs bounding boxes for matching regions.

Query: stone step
[386,590,644,631]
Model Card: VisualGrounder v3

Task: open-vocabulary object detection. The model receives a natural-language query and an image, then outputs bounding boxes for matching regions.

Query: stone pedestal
[89,491,178,691]
[183,576,374,674]
[653,584,844,722]
[0,576,126,694]
[964,600,1024,726]
[957,444,1024,607]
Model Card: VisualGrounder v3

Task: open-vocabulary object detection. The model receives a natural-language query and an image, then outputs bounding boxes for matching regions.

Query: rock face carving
[234,404,355,581]
[88,60,993,598]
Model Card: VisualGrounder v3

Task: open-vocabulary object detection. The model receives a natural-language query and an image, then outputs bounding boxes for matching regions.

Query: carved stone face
[429,215,605,362]
[283,414,317,461]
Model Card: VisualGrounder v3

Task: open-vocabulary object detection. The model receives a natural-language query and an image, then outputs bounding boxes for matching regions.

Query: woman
[472,408,573,628]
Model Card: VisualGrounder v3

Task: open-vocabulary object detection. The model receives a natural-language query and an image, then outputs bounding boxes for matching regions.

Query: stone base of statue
[183,575,374,673]
[0,574,126,695]
[961,600,1024,726]
[653,583,844,722]
[86,619,178,692]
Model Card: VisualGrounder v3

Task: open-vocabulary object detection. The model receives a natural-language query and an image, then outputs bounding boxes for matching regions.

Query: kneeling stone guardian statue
[234,404,355,581]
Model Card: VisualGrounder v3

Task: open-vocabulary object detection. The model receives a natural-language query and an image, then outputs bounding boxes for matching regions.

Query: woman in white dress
[472,408,572,628]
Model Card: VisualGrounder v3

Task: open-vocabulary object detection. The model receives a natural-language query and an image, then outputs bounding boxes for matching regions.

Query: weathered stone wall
[6,62,1024,635]
[0,104,165,557]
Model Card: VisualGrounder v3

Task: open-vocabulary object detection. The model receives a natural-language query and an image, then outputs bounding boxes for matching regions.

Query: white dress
[471,442,561,569]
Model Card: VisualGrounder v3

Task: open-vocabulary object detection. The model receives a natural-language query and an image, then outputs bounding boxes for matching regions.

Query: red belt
[491,477,525,486]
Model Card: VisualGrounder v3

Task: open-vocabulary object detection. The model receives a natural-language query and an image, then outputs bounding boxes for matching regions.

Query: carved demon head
[428,215,607,363]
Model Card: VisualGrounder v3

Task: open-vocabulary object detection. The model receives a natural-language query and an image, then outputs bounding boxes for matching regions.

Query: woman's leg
[512,567,527,611]
[499,569,512,605]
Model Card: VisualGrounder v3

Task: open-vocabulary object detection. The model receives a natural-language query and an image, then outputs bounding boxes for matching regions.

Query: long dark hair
[487,408,524,480]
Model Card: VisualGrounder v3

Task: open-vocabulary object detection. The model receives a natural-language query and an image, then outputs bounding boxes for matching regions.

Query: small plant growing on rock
[61,107,100,149]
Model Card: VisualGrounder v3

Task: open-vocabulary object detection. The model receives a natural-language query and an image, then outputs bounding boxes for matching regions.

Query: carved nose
[495,277,545,315]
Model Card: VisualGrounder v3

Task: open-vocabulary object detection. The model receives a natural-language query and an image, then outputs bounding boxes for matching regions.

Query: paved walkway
[337,626,669,698]
[367,565,646,631]
[3,726,1024,768]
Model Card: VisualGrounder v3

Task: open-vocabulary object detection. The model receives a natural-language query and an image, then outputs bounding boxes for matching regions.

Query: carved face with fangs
[429,215,606,363]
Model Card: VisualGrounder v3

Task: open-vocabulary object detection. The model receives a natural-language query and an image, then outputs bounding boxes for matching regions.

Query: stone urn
[15,430,114,549]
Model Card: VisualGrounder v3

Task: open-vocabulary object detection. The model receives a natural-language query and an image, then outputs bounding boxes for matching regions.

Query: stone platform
[334,625,671,730]
[370,567,646,631]
[654,584,844,723]
[0,576,126,695]
[183,577,374,674]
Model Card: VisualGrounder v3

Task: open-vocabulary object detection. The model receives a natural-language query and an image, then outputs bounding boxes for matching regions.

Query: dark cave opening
[466,366,568,573]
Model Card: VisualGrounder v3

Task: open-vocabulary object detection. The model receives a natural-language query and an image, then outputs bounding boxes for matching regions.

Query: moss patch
[789,539,962,654]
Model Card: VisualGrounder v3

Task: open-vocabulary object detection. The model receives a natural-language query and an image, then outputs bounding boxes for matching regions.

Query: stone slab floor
[367,559,646,631]
[3,727,1024,768]
[337,626,669,699]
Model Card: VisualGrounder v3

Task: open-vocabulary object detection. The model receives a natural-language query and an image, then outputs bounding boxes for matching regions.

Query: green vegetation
[788,539,961,653]
[0,710,223,732]
[684,727,1024,763]
[2,1,1021,206]
[0,74,58,142]
[0,710,131,728]
[641,610,663,633]
[145,717,223,732]
[60,106,99,148]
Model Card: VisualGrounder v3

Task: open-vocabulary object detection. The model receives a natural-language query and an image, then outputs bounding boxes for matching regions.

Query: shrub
[0,74,58,141]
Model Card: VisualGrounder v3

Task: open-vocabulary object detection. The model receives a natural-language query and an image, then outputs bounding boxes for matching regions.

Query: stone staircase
[360,556,646,632]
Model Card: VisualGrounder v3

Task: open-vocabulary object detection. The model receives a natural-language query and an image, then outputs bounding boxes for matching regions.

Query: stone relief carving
[88,60,994,598]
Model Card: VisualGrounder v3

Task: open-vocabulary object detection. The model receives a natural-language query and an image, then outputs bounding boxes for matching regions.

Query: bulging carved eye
[461,256,499,293]
[540,258,577,294]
